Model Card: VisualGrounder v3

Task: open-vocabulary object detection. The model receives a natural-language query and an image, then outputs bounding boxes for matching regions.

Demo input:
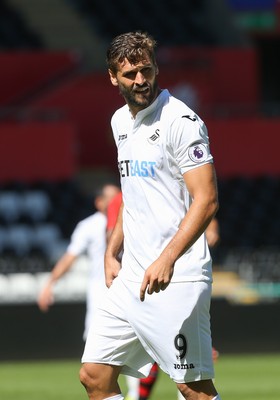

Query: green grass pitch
[0,353,279,399]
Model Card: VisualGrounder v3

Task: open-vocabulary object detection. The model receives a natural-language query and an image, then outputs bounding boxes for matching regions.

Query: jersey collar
[133,89,169,124]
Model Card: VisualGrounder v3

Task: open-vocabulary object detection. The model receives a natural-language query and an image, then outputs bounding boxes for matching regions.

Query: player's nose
[135,71,145,85]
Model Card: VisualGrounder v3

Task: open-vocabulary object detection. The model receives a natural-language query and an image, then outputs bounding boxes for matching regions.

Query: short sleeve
[67,221,89,256]
[168,114,213,175]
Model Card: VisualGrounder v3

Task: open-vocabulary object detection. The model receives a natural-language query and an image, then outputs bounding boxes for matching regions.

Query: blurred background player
[37,183,120,340]
[107,192,220,400]
[106,191,159,400]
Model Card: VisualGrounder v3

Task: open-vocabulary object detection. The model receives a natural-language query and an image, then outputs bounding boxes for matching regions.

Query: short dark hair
[93,182,119,200]
[106,31,157,74]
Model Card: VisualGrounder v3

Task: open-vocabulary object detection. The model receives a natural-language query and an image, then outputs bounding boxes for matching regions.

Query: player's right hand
[104,256,121,288]
[140,259,174,301]
[37,285,54,312]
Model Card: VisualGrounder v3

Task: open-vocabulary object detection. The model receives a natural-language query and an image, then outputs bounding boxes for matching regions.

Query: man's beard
[119,81,159,110]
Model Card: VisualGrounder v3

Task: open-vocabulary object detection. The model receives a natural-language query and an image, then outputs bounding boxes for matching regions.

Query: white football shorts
[82,276,215,383]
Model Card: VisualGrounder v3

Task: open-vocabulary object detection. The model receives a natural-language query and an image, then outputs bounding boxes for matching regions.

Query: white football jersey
[111,89,213,283]
[67,212,107,337]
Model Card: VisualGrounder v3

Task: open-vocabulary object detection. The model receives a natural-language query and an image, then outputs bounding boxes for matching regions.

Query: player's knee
[177,380,217,399]
[177,382,191,399]
[80,363,98,392]
[79,364,89,389]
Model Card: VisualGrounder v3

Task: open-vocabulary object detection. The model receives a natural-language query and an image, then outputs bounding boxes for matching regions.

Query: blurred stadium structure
[0,0,280,309]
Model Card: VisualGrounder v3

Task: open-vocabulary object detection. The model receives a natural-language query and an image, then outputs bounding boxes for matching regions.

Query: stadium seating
[0,179,93,275]
[0,177,279,283]
[217,176,280,248]
[6,224,35,257]
[211,176,280,285]
[67,0,249,47]
[0,192,22,224]
[0,0,41,49]
[21,191,51,223]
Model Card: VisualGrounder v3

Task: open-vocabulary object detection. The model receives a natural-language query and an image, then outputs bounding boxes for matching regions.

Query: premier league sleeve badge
[188,143,208,163]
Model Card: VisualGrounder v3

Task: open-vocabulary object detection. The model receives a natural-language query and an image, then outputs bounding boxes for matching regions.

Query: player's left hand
[140,259,174,301]
[37,283,54,312]
[105,256,121,288]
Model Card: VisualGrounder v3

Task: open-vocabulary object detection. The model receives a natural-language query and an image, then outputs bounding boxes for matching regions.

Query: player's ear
[109,70,118,86]
[94,196,102,211]
[155,63,159,75]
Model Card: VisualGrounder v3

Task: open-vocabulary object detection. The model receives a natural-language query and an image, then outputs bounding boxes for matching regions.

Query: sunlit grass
[0,353,279,400]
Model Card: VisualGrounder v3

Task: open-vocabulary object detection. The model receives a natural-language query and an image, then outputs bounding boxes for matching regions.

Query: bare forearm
[48,253,76,283]
[160,196,218,265]
[161,197,218,264]
[105,202,124,259]
[105,222,124,260]
[205,217,220,248]
[105,208,124,286]
[38,252,76,311]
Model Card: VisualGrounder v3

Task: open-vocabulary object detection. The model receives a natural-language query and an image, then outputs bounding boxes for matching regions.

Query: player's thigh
[82,277,154,378]
[130,281,214,383]
[82,279,137,364]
